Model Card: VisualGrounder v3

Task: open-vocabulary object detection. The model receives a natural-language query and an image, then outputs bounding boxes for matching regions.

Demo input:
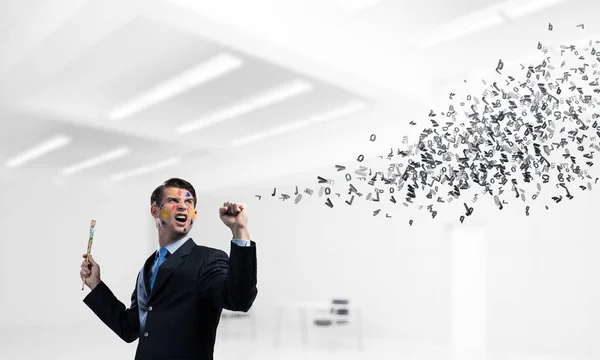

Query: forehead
[163,187,194,200]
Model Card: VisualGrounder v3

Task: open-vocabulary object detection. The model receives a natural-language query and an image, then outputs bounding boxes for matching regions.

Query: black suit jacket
[83,238,258,360]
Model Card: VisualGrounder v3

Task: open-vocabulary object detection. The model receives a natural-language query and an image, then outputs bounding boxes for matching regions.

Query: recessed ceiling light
[176,79,313,134]
[108,53,243,121]
[5,135,71,168]
[231,100,368,146]
[109,157,182,181]
[417,12,505,49]
[60,147,131,175]
[501,0,571,19]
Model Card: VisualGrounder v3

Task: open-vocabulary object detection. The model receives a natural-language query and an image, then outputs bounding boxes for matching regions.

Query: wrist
[89,280,100,291]
[232,225,250,240]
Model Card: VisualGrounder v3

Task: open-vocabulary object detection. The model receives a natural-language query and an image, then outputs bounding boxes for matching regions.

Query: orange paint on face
[177,189,182,196]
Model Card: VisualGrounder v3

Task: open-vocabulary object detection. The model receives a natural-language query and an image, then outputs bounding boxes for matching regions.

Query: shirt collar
[158,236,190,256]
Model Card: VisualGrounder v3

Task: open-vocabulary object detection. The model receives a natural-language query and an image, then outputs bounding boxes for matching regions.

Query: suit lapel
[141,252,156,298]
[149,238,196,300]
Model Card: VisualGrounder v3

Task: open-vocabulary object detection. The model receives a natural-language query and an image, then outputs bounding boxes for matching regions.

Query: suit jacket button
[149,306,153,311]
[144,332,149,337]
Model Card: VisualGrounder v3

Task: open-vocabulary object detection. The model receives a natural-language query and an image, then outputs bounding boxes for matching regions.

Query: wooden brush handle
[82,220,96,290]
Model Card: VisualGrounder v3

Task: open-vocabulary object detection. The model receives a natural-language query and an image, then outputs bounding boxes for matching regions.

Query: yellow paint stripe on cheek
[161,207,171,219]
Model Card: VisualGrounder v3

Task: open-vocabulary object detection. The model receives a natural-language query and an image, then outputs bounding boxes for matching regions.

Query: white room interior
[1,0,600,359]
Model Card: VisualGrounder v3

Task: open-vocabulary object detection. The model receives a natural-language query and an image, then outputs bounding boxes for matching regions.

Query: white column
[451,225,487,360]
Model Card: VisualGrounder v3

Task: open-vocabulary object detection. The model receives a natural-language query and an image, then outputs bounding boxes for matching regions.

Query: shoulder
[191,244,228,259]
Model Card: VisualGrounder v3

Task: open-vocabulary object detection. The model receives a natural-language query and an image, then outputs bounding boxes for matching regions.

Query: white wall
[483,192,600,357]
[0,171,156,327]
[2,157,600,357]
[192,185,452,343]
[196,165,455,343]
[206,159,600,357]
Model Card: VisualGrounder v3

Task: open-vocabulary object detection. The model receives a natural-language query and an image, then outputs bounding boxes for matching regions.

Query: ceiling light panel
[417,12,505,49]
[109,53,243,121]
[231,100,368,146]
[501,0,571,19]
[60,147,131,175]
[5,135,71,168]
[175,79,313,134]
[109,157,182,181]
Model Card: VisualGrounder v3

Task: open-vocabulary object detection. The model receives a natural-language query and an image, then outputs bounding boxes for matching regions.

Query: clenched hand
[80,253,101,290]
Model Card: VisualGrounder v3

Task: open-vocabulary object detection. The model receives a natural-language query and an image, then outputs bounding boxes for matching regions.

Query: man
[80,178,258,360]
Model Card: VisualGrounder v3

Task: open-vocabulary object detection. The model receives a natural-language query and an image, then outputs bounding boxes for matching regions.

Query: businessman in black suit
[80,178,258,360]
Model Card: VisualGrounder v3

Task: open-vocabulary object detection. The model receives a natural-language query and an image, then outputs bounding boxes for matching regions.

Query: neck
[158,231,186,248]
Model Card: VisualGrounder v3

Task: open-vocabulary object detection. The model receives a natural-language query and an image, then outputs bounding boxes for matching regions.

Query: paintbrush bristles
[91,219,96,227]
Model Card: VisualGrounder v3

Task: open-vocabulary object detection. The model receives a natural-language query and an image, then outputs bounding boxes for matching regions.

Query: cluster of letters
[258,26,600,225]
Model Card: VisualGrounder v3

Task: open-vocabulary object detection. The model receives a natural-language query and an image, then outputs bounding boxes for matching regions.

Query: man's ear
[150,203,159,218]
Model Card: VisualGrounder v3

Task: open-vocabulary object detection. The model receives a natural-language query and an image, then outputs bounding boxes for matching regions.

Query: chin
[164,224,189,236]
[176,225,192,234]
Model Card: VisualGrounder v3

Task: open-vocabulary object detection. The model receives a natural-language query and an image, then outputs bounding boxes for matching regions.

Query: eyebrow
[165,196,194,201]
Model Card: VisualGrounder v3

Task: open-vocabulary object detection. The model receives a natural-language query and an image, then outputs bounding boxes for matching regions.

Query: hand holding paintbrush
[80,220,101,290]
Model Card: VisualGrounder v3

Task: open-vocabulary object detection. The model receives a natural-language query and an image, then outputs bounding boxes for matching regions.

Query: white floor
[0,323,598,360]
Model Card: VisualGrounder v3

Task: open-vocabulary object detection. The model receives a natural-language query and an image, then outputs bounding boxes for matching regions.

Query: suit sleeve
[83,279,140,343]
[198,240,258,312]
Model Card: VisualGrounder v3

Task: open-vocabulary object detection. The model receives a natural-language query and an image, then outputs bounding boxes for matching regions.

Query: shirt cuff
[232,238,251,247]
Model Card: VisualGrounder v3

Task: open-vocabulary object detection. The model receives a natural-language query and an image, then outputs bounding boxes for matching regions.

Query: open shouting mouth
[174,213,188,226]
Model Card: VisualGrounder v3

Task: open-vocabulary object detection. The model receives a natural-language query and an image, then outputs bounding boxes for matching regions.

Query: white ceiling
[0,0,597,193]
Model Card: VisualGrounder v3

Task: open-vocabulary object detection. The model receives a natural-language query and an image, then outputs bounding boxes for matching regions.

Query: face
[153,187,197,237]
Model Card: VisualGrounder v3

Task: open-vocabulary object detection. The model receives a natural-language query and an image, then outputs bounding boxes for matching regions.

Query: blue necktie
[150,247,168,291]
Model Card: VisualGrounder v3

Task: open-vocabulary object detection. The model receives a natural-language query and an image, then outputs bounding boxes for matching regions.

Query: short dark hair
[151,178,197,207]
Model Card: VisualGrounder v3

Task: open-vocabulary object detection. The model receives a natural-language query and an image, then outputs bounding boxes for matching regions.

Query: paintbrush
[82,219,96,290]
